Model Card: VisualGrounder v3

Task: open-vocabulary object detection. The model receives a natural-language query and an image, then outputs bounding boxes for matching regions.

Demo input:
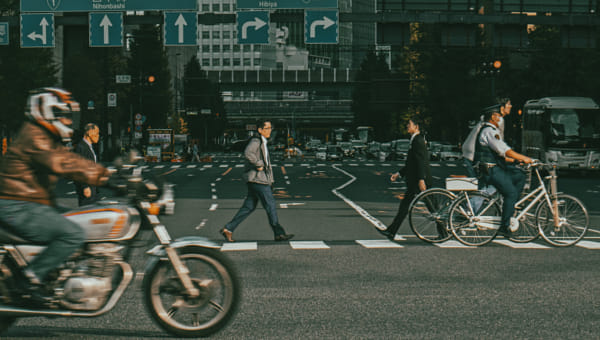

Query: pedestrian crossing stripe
[290,241,330,249]
[221,242,258,251]
[575,240,600,249]
[492,240,550,248]
[435,240,475,248]
[356,240,404,248]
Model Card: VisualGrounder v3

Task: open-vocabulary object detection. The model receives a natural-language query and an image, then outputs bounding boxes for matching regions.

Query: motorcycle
[0,159,240,337]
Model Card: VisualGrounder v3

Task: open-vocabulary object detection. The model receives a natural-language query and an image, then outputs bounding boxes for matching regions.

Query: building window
[254,58,260,66]
[202,58,210,66]
[223,31,231,39]
[213,31,220,39]
[202,44,210,51]
[212,4,220,12]
[222,45,231,52]
[213,59,221,66]
[213,45,220,52]
[223,3,231,12]
[233,45,240,52]
[223,58,231,66]
[202,31,210,39]
[243,45,251,52]
[202,4,209,12]
[244,58,251,66]
[233,58,241,66]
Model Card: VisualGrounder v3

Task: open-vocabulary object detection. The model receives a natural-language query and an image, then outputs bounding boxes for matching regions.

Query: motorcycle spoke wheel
[145,248,239,338]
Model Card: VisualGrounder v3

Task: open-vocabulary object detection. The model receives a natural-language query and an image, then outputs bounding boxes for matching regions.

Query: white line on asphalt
[301,164,310,167]
[280,202,305,209]
[203,164,213,168]
[286,181,291,185]
[366,164,375,166]
[219,164,228,168]
[332,165,405,239]
[317,163,326,167]
[349,163,359,166]
[211,188,216,192]
[212,195,218,200]
[211,183,215,187]
[285,164,293,167]
[356,240,404,248]
[492,240,550,248]
[235,164,244,168]
[221,242,258,251]
[435,240,475,248]
[575,241,600,249]
[290,241,330,249]
[431,164,440,167]
[155,165,165,169]
[171,165,181,169]
[195,219,208,229]
[209,204,218,211]
[186,165,196,168]
[216,178,222,181]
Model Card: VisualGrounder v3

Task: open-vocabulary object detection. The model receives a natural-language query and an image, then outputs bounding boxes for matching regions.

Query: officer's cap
[482,104,501,115]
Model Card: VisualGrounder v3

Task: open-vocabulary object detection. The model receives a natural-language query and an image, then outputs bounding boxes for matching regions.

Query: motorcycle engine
[60,243,122,311]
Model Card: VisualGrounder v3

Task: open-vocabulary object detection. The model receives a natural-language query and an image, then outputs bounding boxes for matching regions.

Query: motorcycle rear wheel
[144,247,240,338]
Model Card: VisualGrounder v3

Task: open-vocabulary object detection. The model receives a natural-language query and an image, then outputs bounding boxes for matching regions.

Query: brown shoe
[220,228,234,242]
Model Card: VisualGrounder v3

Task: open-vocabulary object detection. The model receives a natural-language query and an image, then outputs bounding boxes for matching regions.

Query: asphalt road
[3,154,600,339]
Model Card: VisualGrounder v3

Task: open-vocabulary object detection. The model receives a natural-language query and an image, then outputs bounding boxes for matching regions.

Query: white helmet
[25,87,80,142]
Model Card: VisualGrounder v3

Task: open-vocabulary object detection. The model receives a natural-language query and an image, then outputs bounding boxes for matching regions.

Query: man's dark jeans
[0,199,86,281]
[225,182,285,237]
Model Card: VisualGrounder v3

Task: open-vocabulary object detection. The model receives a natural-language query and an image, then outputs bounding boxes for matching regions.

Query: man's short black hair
[408,116,424,130]
[482,104,501,121]
[496,97,511,107]
[256,119,271,130]
[83,123,98,133]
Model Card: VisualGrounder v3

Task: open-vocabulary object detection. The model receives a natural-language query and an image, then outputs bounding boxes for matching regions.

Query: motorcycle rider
[0,88,110,303]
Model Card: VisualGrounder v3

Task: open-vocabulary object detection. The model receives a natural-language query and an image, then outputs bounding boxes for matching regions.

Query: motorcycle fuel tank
[64,204,141,242]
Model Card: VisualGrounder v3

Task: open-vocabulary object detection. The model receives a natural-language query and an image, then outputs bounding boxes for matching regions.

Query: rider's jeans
[0,199,85,282]
[484,166,526,230]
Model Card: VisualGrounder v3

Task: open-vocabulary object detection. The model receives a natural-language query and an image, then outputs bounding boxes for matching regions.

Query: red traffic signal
[493,60,502,69]
[147,75,156,83]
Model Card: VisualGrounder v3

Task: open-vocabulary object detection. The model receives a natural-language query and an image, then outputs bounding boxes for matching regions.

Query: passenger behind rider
[475,105,533,237]
[0,88,111,303]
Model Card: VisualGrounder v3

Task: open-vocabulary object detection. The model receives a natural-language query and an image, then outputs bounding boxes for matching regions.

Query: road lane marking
[209,204,218,211]
[203,164,213,168]
[332,165,405,240]
[195,219,208,229]
[221,242,257,251]
[290,241,330,249]
[492,240,550,248]
[435,240,475,248]
[212,195,218,200]
[575,241,600,249]
[155,165,165,169]
[280,202,305,209]
[186,165,197,168]
[235,164,244,168]
[356,240,404,248]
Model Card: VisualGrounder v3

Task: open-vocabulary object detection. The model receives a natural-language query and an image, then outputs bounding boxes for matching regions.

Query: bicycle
[408,176,483,243]
[447,162,589,247]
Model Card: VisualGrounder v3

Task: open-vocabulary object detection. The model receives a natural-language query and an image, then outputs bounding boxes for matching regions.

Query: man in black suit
[74,123,100,206]
[379,117,435,240]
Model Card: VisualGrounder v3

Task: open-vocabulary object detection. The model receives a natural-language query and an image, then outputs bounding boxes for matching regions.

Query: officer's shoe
[497,228,518,239]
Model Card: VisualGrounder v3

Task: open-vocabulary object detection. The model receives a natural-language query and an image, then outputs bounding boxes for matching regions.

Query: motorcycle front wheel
[144,247,240,338]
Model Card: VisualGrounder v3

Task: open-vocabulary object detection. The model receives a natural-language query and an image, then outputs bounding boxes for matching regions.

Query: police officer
[475,105,533,237]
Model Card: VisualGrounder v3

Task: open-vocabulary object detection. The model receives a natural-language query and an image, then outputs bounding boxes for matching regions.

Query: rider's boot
[15,269,52,307]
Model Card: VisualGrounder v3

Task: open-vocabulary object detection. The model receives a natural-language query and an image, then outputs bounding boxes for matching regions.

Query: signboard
[20,13,54,48]
[107,92,117,107]
[237,0,338,9]
[89,12,123,47]
[0,22,8,46]
[116,74,131,83]
[164,12,197,46]
[237,11,269,44]
[21,0,197,12]
[305,10,338,44]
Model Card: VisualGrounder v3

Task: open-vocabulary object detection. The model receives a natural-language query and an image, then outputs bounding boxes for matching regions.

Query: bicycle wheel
[449,191,502,246]
[536,194,589,247]
[409,188,455,243]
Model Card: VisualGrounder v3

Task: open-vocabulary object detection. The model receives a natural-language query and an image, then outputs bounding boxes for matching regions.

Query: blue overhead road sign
[21,0,197,12]
[89,12,123,47]
[305,10,338,44]
[21,13,54,48]
[237,0,337,9]
[0,22,8,45]
[237,11,269,45]
[164,12,198,46]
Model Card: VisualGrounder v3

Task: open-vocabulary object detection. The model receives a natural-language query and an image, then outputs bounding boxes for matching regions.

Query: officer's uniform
[475,122,526,232]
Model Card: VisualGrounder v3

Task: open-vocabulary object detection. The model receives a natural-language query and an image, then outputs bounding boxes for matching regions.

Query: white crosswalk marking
[435,240,475,248]
[575,241,600,249]
[290,241,330,249]
[492,240,550,248]
[356,240,404,248]
[221,242,258,251]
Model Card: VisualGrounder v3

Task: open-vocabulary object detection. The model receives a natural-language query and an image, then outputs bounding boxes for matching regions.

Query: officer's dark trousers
[484,165,526,230]
[388,182,420,236]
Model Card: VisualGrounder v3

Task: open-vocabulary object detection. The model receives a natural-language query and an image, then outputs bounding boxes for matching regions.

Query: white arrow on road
[100,15,112,44]
[309,16,335,38]
[241,17,267,40]
[27,17,49,44]
[174,14,187,43]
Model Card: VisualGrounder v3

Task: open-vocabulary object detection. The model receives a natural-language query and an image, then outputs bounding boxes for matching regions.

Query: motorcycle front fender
[143,236,221,284]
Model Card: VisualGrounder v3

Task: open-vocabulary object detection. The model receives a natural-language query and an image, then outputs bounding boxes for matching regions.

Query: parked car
[305,139,322,151]
[366,141,381,159]
[284,146,303,158]
[380,142,392,161]
[391,139,410,160]
[439,144,462,161]
[326,145,341,161]
[315,147,327,161]
[339,142,355,158]
[351,139,367,155]
[428,141,443,160]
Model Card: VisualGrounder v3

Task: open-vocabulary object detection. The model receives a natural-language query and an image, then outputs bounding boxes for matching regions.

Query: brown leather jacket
[0,122,109,206]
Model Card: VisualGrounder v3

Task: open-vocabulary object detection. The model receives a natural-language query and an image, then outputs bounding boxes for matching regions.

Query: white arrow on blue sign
[305,10,338,44]
[89,12,123,47]
[237,11,269,45]
[20,13,54,48]
[164,12,198,46]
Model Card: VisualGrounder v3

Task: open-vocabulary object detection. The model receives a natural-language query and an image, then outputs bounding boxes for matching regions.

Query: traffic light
[2,138,7,155]
[480,60,502,76]
[145,75,156,85]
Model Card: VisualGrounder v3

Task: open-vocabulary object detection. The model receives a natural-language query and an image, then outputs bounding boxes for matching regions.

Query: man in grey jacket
[220,120,294,242]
